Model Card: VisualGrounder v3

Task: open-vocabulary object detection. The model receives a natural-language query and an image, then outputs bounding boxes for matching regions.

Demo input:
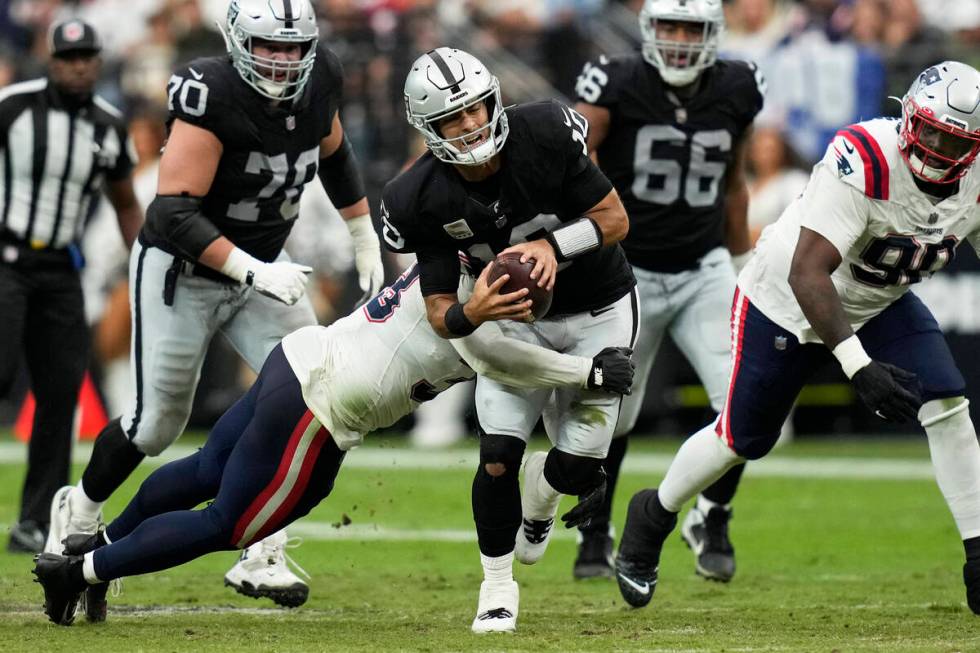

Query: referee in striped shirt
[0,19,142,553]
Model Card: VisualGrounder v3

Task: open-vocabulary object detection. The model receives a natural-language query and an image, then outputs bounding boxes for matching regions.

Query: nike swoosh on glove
[587,347,635,395]
[851,360,922,423]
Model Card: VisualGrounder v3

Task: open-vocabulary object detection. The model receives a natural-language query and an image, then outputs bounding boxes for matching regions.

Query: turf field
[1,431,979,652]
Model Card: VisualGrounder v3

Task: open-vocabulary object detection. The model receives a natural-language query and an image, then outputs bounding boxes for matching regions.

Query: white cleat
[224,529,310,608]
[44,486,102,554]
[471,580,519,633]
[515,451,561,565]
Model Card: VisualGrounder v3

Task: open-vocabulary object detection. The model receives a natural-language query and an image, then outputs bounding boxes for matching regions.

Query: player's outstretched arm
[790,227,920,422]
[318,114,383,303]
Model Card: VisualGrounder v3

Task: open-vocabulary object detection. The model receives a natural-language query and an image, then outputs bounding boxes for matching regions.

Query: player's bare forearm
[584,188,629,245]
[425,292,462,339]
[788,227,853,350]
[197,237,237,271]
[424,266,532,338]
[337,197,370,219]
[724,181,751,256]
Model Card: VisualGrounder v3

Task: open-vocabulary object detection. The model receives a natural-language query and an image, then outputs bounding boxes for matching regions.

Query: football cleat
[32,553,86,626]
[224,530,310,608]
[573,528,615,579]
[964,558,980,614]
[681,504,736,582]
[471,580,519,633]
[7,520,46,554]
[615,489,677,608]
[45,485,102,555]
[515,452,561,565]
[63,532,110,623]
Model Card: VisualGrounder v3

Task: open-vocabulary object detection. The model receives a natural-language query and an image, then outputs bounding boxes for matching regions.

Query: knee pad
[543,448,604,495]
[478,434,526,477]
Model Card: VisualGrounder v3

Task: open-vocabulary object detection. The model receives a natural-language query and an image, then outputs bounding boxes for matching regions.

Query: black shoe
[63,532,109,623]
[964,558,980,614]
[573,529,614,579]
[680,505,736,582]
[615,489,677,608]
[32,553,86,626]
[8,520,47,554]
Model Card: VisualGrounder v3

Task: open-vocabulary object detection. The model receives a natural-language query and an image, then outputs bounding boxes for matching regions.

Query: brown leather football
[487,252,554,321]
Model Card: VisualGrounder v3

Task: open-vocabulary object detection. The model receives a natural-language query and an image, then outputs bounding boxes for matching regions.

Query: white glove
[345,213,384,305]
[221,247,312,306]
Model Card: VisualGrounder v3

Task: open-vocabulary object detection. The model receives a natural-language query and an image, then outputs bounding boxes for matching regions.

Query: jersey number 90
[853,235,957,287]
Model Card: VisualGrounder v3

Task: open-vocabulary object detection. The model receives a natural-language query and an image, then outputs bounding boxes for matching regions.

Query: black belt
[0,231,74,269]
[162,256,236,307]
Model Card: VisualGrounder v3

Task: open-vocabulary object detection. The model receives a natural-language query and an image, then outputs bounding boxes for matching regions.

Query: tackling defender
[383,48,637,632]
[572,0,764,581]
[31,263,635,626]
[45,0,384,616]
[615,61,980,613]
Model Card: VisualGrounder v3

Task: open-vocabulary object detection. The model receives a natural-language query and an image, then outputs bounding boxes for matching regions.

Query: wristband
[445,302,477,337]
[220,247,260,285]
[545,217,603,262]
[832,334,872,379]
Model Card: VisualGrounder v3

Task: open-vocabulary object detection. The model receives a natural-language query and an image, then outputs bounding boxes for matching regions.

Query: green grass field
[1,432,978,652]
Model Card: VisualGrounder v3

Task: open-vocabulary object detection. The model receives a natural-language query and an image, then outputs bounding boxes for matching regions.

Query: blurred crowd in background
[1,0,979,445]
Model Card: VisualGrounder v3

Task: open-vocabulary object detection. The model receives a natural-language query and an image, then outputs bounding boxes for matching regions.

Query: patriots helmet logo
[834,146,854,177]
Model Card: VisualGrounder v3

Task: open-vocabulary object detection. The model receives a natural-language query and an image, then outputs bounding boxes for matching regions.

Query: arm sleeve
[798,164,870,258]
[451,321,591,389]
[417,248,462,296]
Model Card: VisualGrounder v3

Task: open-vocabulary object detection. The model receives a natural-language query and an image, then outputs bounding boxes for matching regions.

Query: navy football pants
[717,288,965,460]
[93,345,345,581]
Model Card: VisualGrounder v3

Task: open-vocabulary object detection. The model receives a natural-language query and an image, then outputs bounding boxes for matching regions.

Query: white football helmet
[899,61,980,184]
[404,48,509,166]
[219,0,318,101]
[639,0,725,87]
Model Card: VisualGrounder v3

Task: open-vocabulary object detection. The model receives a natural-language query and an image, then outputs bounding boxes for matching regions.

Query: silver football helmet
[899,61,980,184]
[404,48,509,166]
[219,0,318,102]
[639,0,725,87]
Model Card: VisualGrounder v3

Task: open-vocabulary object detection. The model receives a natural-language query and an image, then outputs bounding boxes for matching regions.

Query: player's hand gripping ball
[488,252,554,321]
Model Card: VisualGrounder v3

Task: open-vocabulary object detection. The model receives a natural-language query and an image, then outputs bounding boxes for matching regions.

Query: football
[487,252,554,321]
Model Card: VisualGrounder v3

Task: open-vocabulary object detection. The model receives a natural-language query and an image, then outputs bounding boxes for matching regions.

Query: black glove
[851,360,922,423]
[560,471,607,529]
[588,347,635,395]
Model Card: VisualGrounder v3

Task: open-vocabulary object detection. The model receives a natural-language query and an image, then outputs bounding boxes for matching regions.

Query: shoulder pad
[824,119,898,200]
[715,59,765,125]
[167,57,234,132]
[380,161,431,254]
[574,53,633,106]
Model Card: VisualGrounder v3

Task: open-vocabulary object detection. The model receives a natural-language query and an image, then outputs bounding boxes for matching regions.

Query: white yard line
[0,442,936,480]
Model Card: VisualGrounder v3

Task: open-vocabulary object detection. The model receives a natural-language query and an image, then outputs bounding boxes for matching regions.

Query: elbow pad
[318,134,366,209]
[145,194,221,261]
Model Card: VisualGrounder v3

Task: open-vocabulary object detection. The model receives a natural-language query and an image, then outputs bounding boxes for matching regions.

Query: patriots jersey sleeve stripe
[840,125,890,200]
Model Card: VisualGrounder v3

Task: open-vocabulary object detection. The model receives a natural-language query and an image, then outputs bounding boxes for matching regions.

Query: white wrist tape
[546,217,602,262]
[220,247,260,285]
[832,334,872,379]
[345,213,379,250]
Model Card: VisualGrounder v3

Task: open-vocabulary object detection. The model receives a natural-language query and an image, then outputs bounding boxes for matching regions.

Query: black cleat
[964,558,980,614]
[63,532,109,622]
[573,530,614,579]
[615,489,677,608]
[32,553,86,626]
[681,505,736,582]
[8,520,46,554]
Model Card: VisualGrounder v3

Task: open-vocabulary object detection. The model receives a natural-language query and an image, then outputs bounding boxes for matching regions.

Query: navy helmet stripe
[427,49,462,94]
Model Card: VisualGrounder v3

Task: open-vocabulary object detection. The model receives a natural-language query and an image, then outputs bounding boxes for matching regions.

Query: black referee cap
[49,19,102,57]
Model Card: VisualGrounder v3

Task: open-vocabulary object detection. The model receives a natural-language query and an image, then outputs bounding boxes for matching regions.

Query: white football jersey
[281,265,591,450]
[740,118,980,343]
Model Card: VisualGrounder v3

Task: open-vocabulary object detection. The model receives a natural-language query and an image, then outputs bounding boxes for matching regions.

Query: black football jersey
[148,44,343,262]
[381,100,635,317]
[575,54,764,272]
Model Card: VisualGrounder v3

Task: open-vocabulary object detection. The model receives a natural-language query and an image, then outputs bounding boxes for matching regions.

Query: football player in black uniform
[382,47,638,633]
[45,0,383,617]
[573,0,764,582]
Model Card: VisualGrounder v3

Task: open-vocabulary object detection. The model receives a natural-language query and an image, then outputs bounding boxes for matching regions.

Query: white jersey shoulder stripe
[0,78,47,105]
